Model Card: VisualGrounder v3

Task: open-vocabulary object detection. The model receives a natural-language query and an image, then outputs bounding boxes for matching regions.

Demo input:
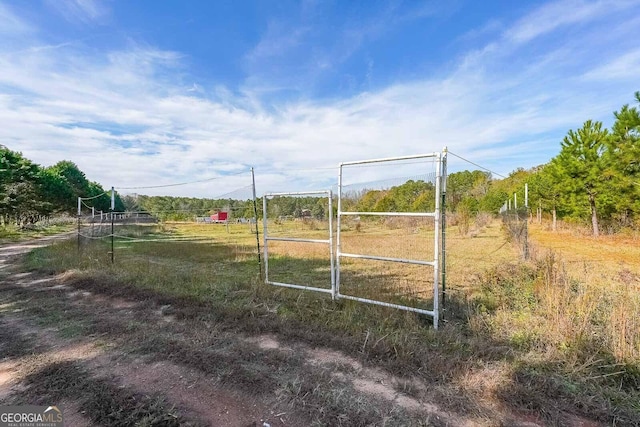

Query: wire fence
[67,149,538,326]
[76,170,262,273]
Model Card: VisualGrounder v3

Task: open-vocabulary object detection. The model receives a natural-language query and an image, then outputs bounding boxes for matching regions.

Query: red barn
[210,212,228,223]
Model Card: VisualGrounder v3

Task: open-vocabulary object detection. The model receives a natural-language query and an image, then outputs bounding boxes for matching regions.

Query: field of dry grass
[98,218,640,380]
[4,216,639,425]
[527,222,640,363]
[529,221,640,269]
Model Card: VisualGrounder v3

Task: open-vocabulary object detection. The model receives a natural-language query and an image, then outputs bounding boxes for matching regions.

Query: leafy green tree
[530,163,563,230]
[49,161,90,196]
[447,170,490,211]
[1,148,41,225]
[551,120,609,237]
[311,200,325,219]
[36,168,74,216]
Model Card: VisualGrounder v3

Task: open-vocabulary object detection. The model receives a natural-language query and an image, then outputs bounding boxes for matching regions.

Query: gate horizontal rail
[268,281,334,294]
[339,252,435,266]
[340,211,435,217]
[338,294,435,316]
[265,237,329,244]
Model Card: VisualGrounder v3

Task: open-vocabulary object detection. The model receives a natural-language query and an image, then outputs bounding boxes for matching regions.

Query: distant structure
[211,211,228,223]
[195,211,229,224]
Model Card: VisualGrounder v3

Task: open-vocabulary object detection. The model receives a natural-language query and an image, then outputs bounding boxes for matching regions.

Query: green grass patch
[0,223,74,243]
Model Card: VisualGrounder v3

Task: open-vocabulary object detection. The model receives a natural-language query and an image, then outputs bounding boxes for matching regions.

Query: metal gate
[336,153,445,328]
[262,190,335,297]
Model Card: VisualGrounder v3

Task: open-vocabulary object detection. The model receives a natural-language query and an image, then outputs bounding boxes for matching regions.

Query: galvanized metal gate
[336,153,445,328]
[262,190,335,297]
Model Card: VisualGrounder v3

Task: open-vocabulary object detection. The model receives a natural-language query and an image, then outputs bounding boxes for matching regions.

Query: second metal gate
[263,190,335,297]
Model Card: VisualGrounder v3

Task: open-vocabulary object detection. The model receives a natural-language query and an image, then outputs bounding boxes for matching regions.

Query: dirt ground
[0,234,594,426]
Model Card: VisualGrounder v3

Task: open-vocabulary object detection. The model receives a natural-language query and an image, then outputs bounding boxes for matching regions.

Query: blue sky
[1,0,639,196]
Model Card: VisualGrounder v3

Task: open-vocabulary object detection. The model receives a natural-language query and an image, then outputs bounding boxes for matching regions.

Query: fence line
[70,148,547,328]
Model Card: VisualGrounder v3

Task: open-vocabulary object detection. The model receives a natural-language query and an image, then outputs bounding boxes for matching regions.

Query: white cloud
[0,2,32,35]
[1,0,639,198]
[457,19,503,43]
[246,22,310,62]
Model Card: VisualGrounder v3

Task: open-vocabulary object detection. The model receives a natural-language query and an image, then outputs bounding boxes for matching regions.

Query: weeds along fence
[500,207,529,260]
[76,170,262,274]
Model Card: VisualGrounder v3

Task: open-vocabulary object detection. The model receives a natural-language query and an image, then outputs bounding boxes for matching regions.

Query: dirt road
[1,234,496,426]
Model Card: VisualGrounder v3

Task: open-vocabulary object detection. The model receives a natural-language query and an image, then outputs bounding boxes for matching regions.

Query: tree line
[124,194,257,222]
[0,146,124,227]
[440,91,639,236]
[2,91,637,235]
[118,194,330,222]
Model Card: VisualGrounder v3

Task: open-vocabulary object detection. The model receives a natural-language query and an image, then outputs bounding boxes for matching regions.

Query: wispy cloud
[246,22,310,62]
[583,48,640,80]
[0,2,32,35]
[456,19,503,43]
[503,0,637,45]
[44,0,110,25]
[242,1,452,97]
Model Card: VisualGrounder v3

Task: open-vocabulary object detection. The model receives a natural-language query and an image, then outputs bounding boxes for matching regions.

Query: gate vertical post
[262,195,269,283]
[328,190,336,299]
[251,168,262,279]
[335,165,343,299]
[441,148,448,320]
[77,197,81,254]
[433,153,442,330]
[110,187,115,264]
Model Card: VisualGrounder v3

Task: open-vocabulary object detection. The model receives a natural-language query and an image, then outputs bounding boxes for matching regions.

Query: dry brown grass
[527,223,640,364]
[21,217,640,424]
[70,219,640,367]
[529,222,640,269]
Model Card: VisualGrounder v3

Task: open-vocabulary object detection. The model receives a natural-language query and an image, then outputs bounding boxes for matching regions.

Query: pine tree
[551,120,609,237]
[605,91,640,226]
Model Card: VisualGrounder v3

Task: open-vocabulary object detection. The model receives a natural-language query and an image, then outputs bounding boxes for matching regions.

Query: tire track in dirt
[1,237,303,426]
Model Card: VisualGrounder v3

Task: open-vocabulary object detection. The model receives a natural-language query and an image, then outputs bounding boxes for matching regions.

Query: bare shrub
[445,212,459,227]
[474,212,493,229]
[383,217,420,230]
[456,208,471,236]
